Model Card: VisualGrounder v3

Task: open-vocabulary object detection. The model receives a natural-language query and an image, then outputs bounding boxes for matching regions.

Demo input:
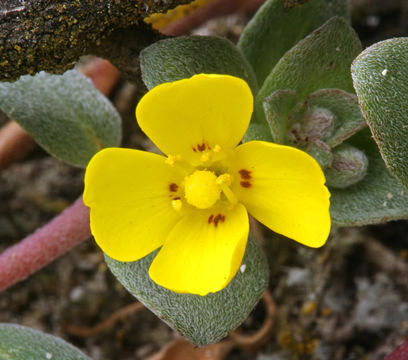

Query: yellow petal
[136,74,253,165]
[144,0,214,30]
[84,148,185,261]
[149,203,249,295]
[230,141,331,248]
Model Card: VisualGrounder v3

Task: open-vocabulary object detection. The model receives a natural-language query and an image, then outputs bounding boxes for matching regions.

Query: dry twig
[64,302,145,337]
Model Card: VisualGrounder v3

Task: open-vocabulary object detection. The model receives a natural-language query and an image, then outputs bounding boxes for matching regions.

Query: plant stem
[385,339,408,360]
[0,121,36,172]
[78,58,121,98]
[0,197,90,292]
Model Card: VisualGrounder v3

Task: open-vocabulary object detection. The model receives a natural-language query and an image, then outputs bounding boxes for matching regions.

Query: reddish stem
[0,197,90,292]
[385,339,408,360]
[0,121,36,172]
[78,58,121,97]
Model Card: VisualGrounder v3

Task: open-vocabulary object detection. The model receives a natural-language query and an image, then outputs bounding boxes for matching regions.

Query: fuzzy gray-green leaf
[0,323,90,360]
[330,129,408,226]
[239,0,349,85]
[325,143,368,188]
[302,89,366,147]
[140,36,258,94]
[262,88,365,157]
[301,139,333,168]
[263,90,298,143]
[255,17,361,127]
[351,38,408,189]
[280,0,311,10]
[0,70,122,168]
[105,235,269,346]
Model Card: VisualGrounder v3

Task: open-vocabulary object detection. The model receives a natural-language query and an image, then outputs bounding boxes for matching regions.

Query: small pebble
[70,286,85,302]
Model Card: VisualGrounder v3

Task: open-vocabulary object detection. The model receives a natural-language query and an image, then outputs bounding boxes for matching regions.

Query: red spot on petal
[213,214,226,227]
[197,143,206,152]
[194,141,212,153]
[239,169,252,180]
[169,183,178,192]
[240,181,251,188]
[208,214,214,224]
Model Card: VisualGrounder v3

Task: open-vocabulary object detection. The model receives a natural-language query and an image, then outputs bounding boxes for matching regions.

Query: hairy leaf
[351,38,408,189]
[0,323,90,360]
[330,129,408,226]
[302,89,366,147]
[254,17,361,128]
[302,140,333,168]
[263,89,298,143]
[140,36,258,94]
[238,0,349,85]
[280,0,311,10]
[0,70,122,168]
[106,235,269,346]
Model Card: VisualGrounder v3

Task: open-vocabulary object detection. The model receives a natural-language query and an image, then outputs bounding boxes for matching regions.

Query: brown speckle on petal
[213,214,226,227]
[208,213,226,227]
[238,169,252,180]
[169,183,178,192]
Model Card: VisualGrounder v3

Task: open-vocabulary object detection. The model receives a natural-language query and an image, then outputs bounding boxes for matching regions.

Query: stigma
[184,170,221,209]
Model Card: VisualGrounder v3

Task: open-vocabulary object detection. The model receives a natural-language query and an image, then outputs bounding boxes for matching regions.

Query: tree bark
[0,0,192,82]
[91,23,164,85]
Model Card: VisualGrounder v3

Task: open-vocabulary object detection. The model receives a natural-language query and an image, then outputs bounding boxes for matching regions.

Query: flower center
[184,170,221,209]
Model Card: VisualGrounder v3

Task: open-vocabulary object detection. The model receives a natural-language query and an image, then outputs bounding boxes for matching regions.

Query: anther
[172,199,183,211]
[165,155,194,173]
[166,155,177,166]
[200,151,211,163]
[213,144,222,153]
[216,173,237,205]
[216,173,231,186]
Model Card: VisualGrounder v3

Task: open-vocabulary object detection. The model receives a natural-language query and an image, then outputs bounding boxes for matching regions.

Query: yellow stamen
[166,155,178,166]
[216,173,231,186]
[172,199,183,211]
[216,173,237,204]
[220,183,238,205]
[213,144,222,153]
[166,154,194,173]
[200,151,211,163]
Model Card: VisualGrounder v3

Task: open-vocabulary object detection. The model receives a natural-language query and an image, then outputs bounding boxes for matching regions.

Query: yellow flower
[83,74,331,296]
